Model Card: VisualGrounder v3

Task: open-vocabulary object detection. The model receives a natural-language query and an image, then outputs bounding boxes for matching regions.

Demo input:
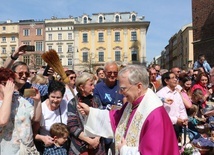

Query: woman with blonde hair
[67,72,105,155]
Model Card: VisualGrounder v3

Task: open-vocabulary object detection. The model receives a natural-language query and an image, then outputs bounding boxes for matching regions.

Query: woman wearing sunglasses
[0,67,41,155]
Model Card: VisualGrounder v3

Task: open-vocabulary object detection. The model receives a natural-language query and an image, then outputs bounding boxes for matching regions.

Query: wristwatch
[10,54,18,60]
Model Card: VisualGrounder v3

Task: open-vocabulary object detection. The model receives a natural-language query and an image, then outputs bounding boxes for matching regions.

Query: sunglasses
[106,71,118,76]
[70,76,76,80]
[31,72,37,74]
[15,71,30,77]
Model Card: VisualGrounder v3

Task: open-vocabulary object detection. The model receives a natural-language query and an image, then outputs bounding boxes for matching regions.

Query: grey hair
[118,65,149,89]
[75,72,94,93]
[11,61,29,72]
[104,61,118,71]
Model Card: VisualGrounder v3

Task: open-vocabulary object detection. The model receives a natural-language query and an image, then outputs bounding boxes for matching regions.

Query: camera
[23,45,35,51]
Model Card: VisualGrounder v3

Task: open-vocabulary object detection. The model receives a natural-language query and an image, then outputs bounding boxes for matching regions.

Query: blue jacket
[193,60,211,73]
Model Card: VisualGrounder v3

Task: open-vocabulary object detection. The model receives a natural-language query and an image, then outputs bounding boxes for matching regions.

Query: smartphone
[43,65,50,76]
[23,88,36,97]
[24,45,35,51]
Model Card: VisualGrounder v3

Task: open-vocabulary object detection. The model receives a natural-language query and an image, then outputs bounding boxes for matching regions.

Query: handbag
[19,142,40,155]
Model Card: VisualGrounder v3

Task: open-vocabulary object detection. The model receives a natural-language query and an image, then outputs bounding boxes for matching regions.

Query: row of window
[3,29,137,43]
[83,14,136,24]
[23,28,42,36]
[1,36,16,42]
[1,46,15,54]
[48,33,72,41]
[83,31,137,42]
[82,51,138,62]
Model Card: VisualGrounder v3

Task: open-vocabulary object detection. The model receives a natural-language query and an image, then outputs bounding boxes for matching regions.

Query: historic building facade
[0,12,149,72]
[0,20,19,66]
[73,12,149,71]
[18,19,45,69]
[192,0,214,67]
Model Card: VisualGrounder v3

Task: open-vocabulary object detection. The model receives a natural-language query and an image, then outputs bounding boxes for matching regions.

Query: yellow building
[73,12,150,72]
[0,20,19,66]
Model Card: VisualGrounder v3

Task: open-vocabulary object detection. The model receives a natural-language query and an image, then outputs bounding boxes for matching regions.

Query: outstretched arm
[3,44,27,69]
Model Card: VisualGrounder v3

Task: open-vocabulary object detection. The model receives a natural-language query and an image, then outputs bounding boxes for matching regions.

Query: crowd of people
[0,44,214,155]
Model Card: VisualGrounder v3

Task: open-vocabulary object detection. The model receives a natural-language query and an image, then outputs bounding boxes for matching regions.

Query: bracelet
[10,54,18,60]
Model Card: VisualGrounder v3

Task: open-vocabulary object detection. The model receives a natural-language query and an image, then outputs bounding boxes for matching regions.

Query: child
[187,104,201,141]
[43,123,69,155]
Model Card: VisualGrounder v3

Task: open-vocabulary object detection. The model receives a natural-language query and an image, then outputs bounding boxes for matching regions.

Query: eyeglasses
[31,72,37,74]
[119,85,134,93]
[106,71,118,76]
[15,71,30,77]
[70,76,76,80]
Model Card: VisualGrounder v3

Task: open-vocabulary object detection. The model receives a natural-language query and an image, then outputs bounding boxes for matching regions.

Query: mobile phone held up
[43,65,50,76]
[23,88,36,97]
[24,45,35,51]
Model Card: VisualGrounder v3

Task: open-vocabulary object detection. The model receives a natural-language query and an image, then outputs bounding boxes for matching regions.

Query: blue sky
[0,0,192,63]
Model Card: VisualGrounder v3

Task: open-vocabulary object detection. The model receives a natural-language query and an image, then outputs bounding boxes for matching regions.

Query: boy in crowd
[43,123,69,155]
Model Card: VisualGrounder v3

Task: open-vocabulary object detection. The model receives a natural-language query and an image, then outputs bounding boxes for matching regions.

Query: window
[83,33,88,42]
[132,14,136,21]
[131,31,137,41]
[11,36,15,42]
[48,45,52,50]
[11,47,15,53]
[48,34,52,41]
[98,32,104,42]
[22,41,30,45]
[98,52,104,62]
[99,16,103,23]
[68,33,72,40]
[2,26,6,31]
[68,58,72,65]
[58,33,62,40]
[131,50,138,61]
[68,45,73,53]
[83,17,87,24]
[115,15,120,22]
[35,55,43,66]
[23,55,30,65]
[58,46,62,53]
[83,52,88,62]
[115,32,120,41]
[2,47,6,54]
[2,37,6,42]
[115,51,121,61]
[23,29,30,36]
[36,42,43,51]
[36,28,42,35]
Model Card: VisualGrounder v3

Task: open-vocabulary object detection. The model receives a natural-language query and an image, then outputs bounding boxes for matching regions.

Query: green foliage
[181,147,193,155]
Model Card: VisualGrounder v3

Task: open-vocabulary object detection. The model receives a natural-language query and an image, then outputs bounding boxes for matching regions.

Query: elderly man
[148,67,162,92]
[94,61,124,109]
[93,61,124,154]
[78,65,179,155]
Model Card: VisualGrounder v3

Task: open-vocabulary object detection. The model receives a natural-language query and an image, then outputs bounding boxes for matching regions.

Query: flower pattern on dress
[0,95,34,155]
